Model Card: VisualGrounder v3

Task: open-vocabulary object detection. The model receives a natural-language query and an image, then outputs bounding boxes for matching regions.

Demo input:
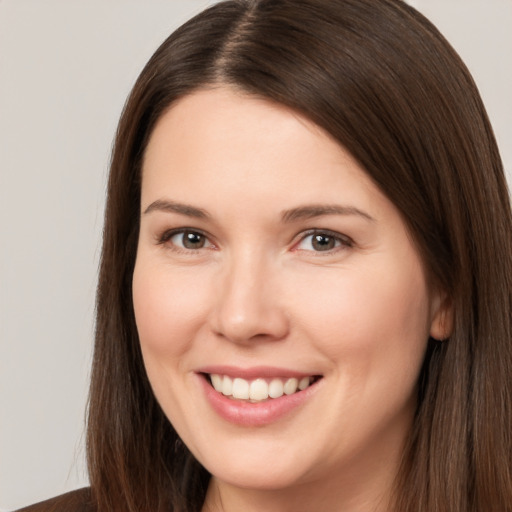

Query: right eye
[159,229,215,251]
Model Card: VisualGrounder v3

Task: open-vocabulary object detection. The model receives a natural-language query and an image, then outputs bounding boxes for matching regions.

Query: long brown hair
[87,0,512,510]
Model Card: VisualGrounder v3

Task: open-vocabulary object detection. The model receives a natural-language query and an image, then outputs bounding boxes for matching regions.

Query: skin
[132,88,450,512]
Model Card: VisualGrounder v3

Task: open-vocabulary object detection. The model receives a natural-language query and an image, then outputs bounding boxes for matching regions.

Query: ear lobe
[430,294,453,341]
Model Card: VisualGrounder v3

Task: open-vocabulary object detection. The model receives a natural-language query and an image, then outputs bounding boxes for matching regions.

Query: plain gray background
[1,1,510,510]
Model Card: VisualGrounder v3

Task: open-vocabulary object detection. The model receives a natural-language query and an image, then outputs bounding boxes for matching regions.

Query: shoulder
[14,488,95,512]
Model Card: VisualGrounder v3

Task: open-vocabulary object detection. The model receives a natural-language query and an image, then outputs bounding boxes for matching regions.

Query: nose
[210,252,289,344]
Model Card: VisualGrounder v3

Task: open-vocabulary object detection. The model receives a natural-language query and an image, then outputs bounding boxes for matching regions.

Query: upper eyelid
[157,227,213,245]
[293,228,353,245]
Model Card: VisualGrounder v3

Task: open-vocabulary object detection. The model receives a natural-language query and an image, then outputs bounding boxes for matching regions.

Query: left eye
[296,231,348,252]
[169,230,212,250]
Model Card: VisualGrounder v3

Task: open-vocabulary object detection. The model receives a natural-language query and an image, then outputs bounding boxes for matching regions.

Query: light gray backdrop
[1,1,510,510]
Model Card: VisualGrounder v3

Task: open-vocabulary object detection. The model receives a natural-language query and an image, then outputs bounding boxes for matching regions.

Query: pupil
[312,234,334,251]
[183,232,204,249]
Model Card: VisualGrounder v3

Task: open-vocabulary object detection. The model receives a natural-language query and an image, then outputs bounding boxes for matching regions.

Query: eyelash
[157,228,215,254]
[293,229,354,254]
[156,228,353,255]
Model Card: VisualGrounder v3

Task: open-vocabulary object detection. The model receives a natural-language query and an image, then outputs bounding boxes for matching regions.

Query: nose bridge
[212,247,288,343]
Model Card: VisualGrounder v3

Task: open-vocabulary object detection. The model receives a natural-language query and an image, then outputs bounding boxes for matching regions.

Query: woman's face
[133,88,447,501]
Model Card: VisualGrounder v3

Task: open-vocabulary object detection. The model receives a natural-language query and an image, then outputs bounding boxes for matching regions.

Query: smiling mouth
[205,373,322,403]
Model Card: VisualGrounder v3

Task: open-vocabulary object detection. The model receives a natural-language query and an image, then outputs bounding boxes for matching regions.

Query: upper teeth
[209,374,313,401]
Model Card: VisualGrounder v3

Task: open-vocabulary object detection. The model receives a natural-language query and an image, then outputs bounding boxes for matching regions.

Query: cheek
[291,256,431,384]
[132,260,211,359]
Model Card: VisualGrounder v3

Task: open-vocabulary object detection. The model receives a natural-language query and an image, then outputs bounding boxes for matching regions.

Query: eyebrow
[143,199,209,219]
[143,199,375,223]
[281,204,375,223]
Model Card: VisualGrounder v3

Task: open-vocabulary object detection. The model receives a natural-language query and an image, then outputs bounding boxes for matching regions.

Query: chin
[209,463,301,491]
[192,436,318,492]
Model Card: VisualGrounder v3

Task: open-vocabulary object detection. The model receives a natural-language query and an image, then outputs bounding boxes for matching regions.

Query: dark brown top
[14,488,95,512]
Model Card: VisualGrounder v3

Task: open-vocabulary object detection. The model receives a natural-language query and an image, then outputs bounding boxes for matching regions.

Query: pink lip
[196,370,322,427]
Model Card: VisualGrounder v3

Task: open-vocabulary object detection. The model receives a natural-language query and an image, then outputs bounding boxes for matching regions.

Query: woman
[19,0,511,510]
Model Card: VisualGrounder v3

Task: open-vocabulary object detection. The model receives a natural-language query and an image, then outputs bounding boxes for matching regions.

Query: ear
[429,292,453,341]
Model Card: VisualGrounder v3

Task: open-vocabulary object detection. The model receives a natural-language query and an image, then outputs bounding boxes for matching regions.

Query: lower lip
[198,375,321,427]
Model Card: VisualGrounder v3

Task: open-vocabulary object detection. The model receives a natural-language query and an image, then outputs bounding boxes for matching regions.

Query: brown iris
[311,233,336,251]
[182,231,206,249]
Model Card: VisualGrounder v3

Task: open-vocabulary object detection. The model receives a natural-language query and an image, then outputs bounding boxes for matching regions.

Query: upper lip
[196,365,321,380]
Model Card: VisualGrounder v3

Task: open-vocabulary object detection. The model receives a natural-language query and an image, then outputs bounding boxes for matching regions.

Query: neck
[204,483,390,512]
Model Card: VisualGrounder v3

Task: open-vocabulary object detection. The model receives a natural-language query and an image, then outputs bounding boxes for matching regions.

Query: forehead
[141,88,382,212]
[143,88,340,171]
